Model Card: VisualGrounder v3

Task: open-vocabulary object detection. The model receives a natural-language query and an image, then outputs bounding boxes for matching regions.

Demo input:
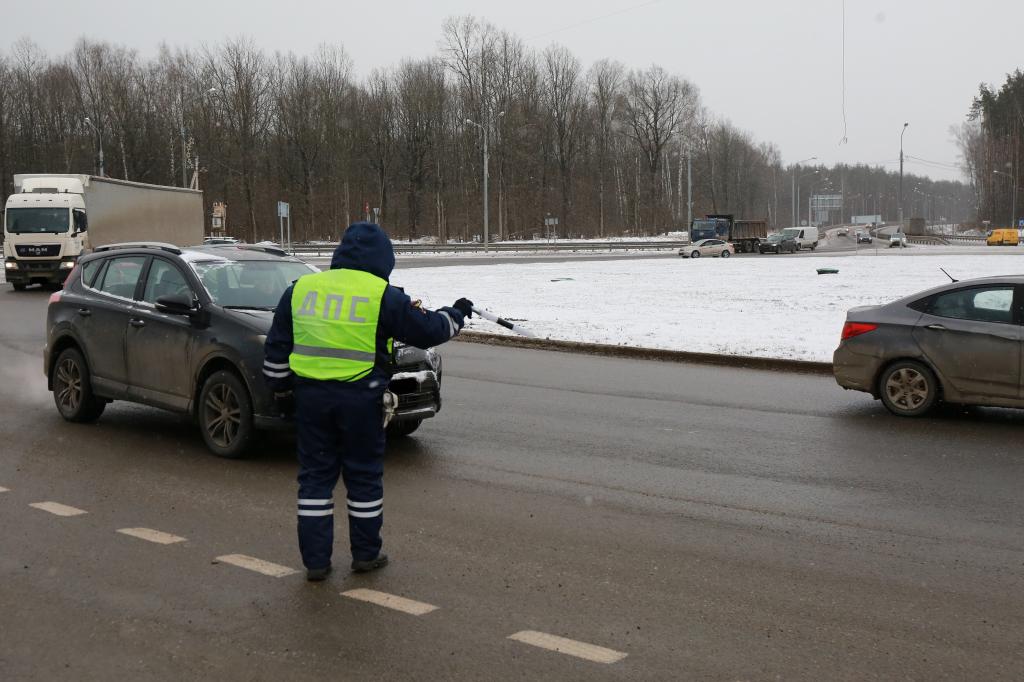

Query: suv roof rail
[93,242,183,255]
[208,243,289,257]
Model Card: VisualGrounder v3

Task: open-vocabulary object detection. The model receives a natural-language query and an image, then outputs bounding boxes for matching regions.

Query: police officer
[263,222,472,581]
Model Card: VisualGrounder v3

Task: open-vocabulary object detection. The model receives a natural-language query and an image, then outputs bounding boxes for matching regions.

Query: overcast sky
[7,0,1022,182]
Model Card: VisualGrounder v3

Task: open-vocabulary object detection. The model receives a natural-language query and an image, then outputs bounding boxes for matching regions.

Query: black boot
[306,564,332,582]
[351,553,389,573]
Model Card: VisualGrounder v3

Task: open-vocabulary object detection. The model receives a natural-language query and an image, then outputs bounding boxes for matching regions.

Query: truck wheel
[53,347,106,423]
[12,283,27,291]
[387,419,422,439]
[198,370,254,458]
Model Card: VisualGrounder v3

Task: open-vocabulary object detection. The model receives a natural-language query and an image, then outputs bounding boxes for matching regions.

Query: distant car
[889,232,907,248]
[204,237,240,245]
[44,243,443,458]
[758,233,797,254]
[679,239,735,259]
[856,231,873,244]
[837,227,849,237]
[834,276,1024,416]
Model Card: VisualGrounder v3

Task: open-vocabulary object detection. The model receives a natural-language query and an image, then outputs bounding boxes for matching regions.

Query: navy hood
[330,222,395,280]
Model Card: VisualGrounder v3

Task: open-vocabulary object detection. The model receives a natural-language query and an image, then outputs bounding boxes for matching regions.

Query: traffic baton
[471,306,538,338]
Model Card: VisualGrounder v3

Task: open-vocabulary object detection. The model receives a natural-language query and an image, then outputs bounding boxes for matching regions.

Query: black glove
[274,391,295,420]
[452,298,474,318]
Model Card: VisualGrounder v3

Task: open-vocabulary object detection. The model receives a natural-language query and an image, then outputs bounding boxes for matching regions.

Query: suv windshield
[5,207,70,234]
[190,259,314,309]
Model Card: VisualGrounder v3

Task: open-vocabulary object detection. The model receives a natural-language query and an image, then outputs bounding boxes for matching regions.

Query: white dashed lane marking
[117,528,186,545]
[29,501,88,517]
[508,630,628,664]
[215,554,298,578]
[341,588,439,616]
[0,486,9,492]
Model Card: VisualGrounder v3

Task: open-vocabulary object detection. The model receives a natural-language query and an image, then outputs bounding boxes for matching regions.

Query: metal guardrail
[906,235,987,246]
[289,241,690,257]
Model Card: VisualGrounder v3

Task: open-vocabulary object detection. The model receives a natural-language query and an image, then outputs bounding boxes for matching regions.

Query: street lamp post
[994,168,1019,230]
[466,111,504,252]
[791,156,817,226]
[795,169,820,226]
[898,122,909,226]
[84,117,104,177]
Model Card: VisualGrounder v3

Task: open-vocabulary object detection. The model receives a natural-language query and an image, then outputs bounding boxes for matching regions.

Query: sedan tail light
[841,321,878,340]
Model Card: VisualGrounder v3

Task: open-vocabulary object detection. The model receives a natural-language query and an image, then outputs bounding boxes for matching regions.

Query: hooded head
[330,222,395,280]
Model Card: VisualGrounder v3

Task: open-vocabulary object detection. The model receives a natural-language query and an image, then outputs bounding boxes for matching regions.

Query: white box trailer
[4,174,203,289]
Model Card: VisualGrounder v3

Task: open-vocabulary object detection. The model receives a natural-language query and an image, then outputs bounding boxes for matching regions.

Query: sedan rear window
[928,286,1015,324]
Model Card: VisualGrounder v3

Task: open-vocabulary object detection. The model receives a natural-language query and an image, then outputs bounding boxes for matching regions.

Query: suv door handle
[925,324,946,331]
[76,307,91,317]
[129,318,146,328]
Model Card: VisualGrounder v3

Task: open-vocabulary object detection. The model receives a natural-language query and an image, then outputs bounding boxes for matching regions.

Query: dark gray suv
[44,242,443,457]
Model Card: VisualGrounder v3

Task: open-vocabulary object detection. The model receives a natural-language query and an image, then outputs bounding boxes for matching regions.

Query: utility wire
[838,0,848,146]
[527,0,663,41]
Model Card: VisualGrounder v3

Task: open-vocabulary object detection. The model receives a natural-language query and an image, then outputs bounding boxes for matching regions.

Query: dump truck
[689,214,768,253]
[4,174,203,290]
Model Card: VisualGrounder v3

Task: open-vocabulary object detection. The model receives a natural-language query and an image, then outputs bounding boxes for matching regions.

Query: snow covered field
[393,252,1024,362]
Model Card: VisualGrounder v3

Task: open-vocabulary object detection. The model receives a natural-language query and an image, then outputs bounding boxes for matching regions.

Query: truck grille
[15,244,60,258]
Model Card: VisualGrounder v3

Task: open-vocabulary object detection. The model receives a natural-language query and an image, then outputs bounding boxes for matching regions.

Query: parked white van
[780,226,819,250]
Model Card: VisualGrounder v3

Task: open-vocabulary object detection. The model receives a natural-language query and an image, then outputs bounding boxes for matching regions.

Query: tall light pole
[180,87,217,188]
[84,117,104,177]
[466,110,504,251]
[791,156,817,226]
[796,169,820,226]
[898,122,909,225]
[994,168,1019,230]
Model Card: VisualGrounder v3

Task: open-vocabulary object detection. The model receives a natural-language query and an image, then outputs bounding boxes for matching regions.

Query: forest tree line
[960,69,1023,229]
[0,17,976,243]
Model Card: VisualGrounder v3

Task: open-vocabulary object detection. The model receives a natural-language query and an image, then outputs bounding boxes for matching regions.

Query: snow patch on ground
[392,253,1024,362]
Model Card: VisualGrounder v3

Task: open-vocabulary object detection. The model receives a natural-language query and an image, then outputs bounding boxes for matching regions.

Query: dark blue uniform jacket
[263,222,464,392]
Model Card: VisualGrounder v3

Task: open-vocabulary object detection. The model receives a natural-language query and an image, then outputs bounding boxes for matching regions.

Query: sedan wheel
[691,250,700,259]
[720,250,731,258]
[879,361,938,417]
[198,370,254,458]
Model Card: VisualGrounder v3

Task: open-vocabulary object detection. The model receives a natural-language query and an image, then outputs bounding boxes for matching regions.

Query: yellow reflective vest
[289,269,391,382]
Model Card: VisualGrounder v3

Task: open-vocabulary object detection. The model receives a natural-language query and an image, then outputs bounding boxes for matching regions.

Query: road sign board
[277,201,290,218]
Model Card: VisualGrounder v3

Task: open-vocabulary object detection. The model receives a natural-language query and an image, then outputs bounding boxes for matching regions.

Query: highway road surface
[1,285,1022,680]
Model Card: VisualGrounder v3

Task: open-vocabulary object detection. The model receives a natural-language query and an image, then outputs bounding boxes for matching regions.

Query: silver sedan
[833,276,1023,416]
[679,239,735,259]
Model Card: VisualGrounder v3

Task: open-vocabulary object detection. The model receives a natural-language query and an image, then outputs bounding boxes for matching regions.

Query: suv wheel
[879,360,939,417]
[387,419,422,438]
[53,347,106,423]
[198,370,254,458]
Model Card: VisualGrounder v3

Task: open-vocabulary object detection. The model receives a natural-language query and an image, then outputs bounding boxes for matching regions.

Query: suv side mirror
[155,293,196,316]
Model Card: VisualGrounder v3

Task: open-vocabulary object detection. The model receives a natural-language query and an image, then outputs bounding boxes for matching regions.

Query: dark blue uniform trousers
[294,379,386,569]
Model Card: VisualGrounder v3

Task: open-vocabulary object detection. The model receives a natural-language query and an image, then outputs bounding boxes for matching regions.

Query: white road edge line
[215,554,298,578]
[117,528,187,545]
[29,501,87,517]
[508,630,628,665]
[341,588,439,616]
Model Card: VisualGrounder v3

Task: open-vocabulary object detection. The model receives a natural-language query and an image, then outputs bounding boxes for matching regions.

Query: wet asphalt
[1,277,1022,680]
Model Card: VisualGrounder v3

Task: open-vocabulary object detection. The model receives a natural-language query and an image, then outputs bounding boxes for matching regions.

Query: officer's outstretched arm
[263,286,295,392]
[379,285,465,349]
